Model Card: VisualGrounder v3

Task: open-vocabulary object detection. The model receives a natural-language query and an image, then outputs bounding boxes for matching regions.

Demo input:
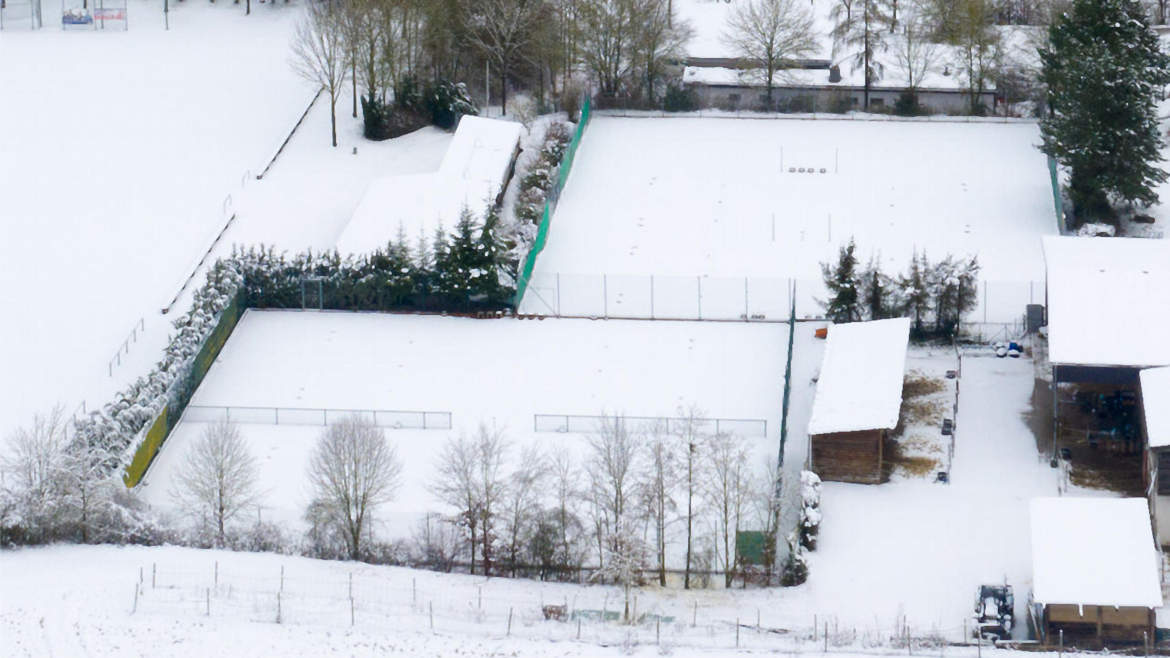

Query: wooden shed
[1029,498,1162,648]
[808,318,910,484]
[1140,367,1170,547]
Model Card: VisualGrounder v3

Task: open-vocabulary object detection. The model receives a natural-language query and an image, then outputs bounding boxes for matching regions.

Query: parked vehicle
[973,584,1014,641]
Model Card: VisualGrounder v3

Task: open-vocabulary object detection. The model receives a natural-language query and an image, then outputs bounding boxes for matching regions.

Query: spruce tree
[821,239,861,323]
[1039,0,1170,222]
[897,250,931,336]
[860,255,890,321]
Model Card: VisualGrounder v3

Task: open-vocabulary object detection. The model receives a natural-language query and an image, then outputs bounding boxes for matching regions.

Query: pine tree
[443,209,479,307]
[860,255,890,320]
[821,239,862,323]
[471,205,505,303]
[897,249,931,336]
[1039,0,1170,222]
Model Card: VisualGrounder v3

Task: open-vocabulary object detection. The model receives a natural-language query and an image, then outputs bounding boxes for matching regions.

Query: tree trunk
[684,447,693,589]
[500,65,508,116]
[330,98,338,148]
[352,60,358,118]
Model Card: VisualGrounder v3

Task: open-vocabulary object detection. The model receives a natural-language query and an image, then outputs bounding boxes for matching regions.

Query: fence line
[592,108,1037,125]
[131,560,996,655]
[107,317,146,377]
[521,273,1043,327]
[160,208,239,315]
[533,414,767,438]
[256,87,324,180]
[181,405,453,430]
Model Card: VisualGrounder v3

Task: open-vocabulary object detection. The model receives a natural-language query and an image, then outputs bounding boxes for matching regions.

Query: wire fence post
[697,276,702,319]
[603,275,608,319]
[429,601,434,631]
[650,275,655,320]
[280,565,285,592]
[132,582,138,614]
[736,619,740,648]
[507,607,513,636]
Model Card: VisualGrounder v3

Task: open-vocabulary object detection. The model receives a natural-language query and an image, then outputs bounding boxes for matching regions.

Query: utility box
[1026,304,1046,334]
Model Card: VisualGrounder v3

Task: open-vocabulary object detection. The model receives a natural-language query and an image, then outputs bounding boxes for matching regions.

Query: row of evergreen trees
[239,207,512,312]
[821,239,981,338]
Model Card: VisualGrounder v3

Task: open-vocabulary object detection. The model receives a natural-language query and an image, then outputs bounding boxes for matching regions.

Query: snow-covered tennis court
[521,116,1056,322]
[139,310,793,540]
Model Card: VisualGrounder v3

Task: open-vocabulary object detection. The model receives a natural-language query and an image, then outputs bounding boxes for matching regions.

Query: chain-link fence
[130,560,1000,655]
[180,405,453,430]
[533,414,767,438]
[514,96,593,307]
[519,273,1043,327]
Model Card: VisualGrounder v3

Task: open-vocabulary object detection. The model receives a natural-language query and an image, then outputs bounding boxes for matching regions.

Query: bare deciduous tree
[952,0,1000,114]
[894,6,939,103]
[1,407,71,543]
[706,431,751,588]
[673,405,707,589]
[462,0,546,114]
[502,444,545,576]
[292,0,348,147]
[548,448,586,575]
[722,0,819,105]
[431,423,509,575]
[307,415,402,560]
[171,421,260,547]
[586,413,642,617]
[638,422,677,586]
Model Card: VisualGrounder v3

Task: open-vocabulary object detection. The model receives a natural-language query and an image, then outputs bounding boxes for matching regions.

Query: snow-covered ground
[139,311,794,555]
[520,117,1055,323]
[132,310,1080,642]
[1,543,1084,658]
[0,1,315,438]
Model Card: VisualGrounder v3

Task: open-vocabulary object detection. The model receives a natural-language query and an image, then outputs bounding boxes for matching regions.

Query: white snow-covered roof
[336,116,521,254]
[1141,367,1170,449]
[683,48,989,94]
[1030,497,1162,609]
[438,115,523,183]
[1043,237,1170,368]
[808,318,911,436]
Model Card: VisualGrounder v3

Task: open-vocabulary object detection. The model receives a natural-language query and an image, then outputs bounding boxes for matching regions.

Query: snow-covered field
[0,1,315,437]
[139,311,794,550]
[128,307,1080,643]
[2,542,1084,658]
[520,117,1055,322]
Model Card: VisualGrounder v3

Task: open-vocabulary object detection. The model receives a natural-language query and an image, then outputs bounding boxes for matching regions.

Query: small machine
[973,584,1014,641]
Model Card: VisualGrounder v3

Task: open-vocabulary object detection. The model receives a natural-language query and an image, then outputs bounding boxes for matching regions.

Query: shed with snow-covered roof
[808,318,910,484]
[1029,497,1162,647]
[1042,237,1170,488]
[335,116,522,255]
[1139,367,1170,546]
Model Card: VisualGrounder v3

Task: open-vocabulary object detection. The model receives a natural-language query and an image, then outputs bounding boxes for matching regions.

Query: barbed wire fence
[128,560,1003,655]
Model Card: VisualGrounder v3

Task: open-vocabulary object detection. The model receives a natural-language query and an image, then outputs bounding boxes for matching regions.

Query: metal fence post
[603,275,608,319]
[697,276,702,320]
[650,276,655,320]
[556,273,562,317]
[744,278,750,319]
